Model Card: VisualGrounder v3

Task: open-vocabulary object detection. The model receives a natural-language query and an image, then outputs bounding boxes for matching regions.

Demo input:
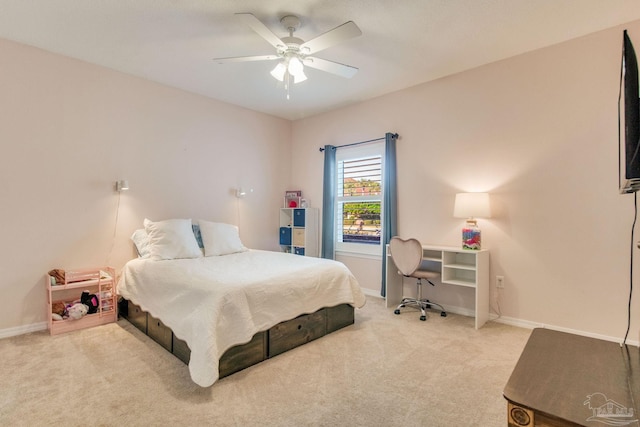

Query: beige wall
[0,39,290,332]
[291,21,640,342]
[4,20,640,342]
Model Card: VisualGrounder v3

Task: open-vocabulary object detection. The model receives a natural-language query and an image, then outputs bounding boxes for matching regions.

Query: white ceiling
[0,1,639,120]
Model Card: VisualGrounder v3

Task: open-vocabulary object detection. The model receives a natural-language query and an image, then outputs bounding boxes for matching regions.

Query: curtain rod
[318,133,398,152]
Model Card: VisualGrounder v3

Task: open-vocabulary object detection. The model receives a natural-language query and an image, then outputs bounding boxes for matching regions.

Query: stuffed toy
[51,302,66,321]
[66,303,88,320]
[81,291,99,314]
[48,269,66,285]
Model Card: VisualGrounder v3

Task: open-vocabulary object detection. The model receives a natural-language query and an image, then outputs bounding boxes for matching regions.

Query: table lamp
[453,192,491,250]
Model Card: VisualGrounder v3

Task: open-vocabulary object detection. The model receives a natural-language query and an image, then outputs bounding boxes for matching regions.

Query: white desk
[385,244,490,329]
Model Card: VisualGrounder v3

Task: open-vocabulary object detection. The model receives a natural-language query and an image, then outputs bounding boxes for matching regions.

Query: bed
[117,218,366,387]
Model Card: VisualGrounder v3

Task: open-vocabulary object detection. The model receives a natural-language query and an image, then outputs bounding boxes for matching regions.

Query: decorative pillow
[198,220,247,256]
[192,223,204,249]
[131,229,151,258]
[144,218,202,260]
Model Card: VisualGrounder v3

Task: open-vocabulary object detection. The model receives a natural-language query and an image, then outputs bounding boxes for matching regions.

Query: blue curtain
[321,145,336,259]
[381,133,398,297]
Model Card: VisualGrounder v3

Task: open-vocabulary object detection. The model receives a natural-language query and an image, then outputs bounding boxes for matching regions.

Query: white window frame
[335,141,385,257]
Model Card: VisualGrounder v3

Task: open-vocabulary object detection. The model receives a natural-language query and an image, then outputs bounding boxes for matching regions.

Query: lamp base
[462,219,481,250]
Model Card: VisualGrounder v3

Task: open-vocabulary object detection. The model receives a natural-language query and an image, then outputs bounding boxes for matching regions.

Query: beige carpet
[0,297,530,426]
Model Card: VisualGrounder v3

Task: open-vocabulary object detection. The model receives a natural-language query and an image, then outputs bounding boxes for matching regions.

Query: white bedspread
[117,250,366,387]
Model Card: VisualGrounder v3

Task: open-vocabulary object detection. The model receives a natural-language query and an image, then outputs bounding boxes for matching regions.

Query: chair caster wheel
[394,309,400,315]
[420,316,426,321]
[441,312,447,317]
[426,304,431,309]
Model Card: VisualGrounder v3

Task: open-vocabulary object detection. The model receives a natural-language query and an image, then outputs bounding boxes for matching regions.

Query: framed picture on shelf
[284,190,302,208]
[285,190,302,198]
[284,196,301,208]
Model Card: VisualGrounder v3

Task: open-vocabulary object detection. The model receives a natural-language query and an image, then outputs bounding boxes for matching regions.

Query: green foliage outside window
[342,202,381,221]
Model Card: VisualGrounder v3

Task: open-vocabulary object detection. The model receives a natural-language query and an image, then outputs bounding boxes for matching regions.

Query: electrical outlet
[496,275,505,289]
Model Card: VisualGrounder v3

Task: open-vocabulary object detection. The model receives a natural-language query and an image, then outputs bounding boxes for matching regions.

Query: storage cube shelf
[279,208,318,257]
[46,267,117,335]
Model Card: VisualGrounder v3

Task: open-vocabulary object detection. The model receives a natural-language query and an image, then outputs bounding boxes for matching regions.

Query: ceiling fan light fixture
[287,56,307,84]
[219,13,362,98]
[270,62,287,81]
[293,70,307,83]
[288,57,304,75]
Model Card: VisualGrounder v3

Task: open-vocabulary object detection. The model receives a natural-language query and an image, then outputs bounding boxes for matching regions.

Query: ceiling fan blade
[235,13,285,50]
[304,57,358,78]
[300,21,362,55]
[213,54,279,64]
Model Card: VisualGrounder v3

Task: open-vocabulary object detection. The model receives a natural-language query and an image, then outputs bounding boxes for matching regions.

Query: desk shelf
[422,249,443,262]
[386,244,489,329]
[442,277,477,288]
[443,263,475,270]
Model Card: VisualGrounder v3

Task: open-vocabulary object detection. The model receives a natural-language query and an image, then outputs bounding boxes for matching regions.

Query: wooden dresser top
[504,328,640,426]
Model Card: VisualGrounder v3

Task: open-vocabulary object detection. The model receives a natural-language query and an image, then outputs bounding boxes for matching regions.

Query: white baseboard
[490,314,542,330]
[0,321,47,339]
[486,314,640,347]
[361,288,383,298]
[374,292,640,347]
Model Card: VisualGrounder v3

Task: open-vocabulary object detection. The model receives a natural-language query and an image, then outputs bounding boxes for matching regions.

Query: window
[335,141,385,256]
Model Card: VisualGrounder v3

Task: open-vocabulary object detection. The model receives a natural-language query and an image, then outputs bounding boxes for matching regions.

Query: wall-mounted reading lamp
[235,187,253,198]
[107,179,130,266]
[116,180,129,192]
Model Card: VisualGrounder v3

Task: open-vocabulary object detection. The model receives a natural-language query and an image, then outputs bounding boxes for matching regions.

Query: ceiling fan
[213,13,362,98]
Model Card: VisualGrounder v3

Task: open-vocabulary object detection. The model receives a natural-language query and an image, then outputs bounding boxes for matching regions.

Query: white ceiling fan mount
[279,15,301,35]
[274,16,307,63]
[213,13,362,98]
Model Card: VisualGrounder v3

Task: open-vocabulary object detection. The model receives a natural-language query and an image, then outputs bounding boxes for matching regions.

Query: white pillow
[144,218,202,260]
[131,229,151,258]
[198,220,247,256]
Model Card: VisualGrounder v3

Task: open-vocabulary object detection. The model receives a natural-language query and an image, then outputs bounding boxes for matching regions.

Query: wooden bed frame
[119,298,355,379]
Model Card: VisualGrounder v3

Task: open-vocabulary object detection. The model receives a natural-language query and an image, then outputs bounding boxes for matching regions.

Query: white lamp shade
[287,57,307,83]
[293,70,307,83]
[453,193,491,219]
[270,62,286,81]
[288,57,304,75]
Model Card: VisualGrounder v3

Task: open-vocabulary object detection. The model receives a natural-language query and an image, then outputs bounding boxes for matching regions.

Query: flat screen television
[620,30,640,194]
